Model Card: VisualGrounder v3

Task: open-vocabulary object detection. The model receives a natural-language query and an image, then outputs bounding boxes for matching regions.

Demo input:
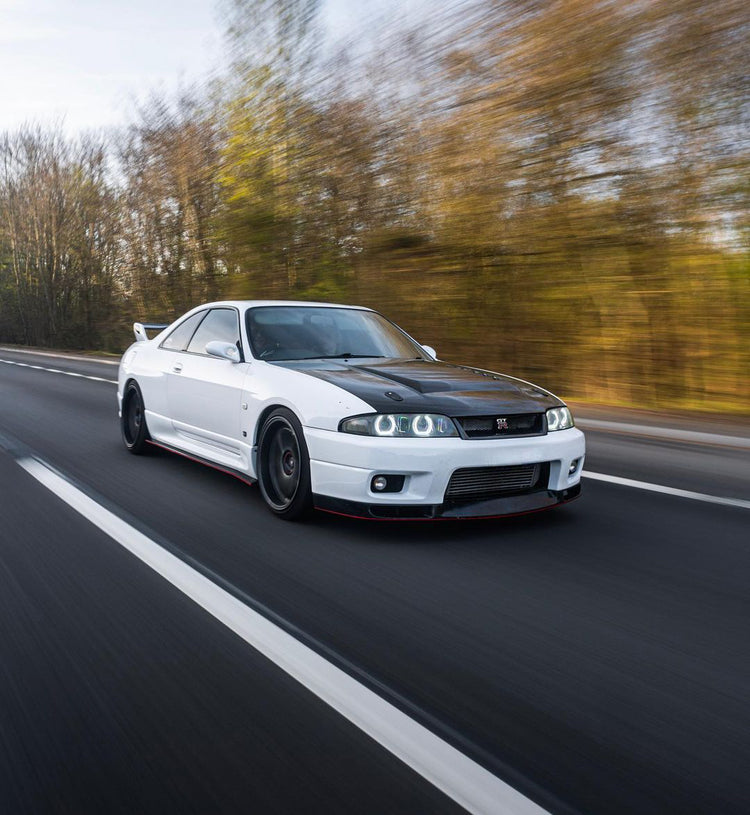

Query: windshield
[245,306,428,362]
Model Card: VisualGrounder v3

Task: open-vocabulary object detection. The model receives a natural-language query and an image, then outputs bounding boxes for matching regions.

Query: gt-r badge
[496,417,509,430]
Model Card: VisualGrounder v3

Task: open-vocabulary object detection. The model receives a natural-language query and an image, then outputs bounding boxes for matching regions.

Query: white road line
[576,418,749,450]
[16,454,549,815]
[583,470,750,510]
[0,358,117,384]
[0,346,119,365]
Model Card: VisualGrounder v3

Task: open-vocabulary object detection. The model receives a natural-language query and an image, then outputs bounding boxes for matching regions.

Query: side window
[186,308,241,356]
[160,311,206,351]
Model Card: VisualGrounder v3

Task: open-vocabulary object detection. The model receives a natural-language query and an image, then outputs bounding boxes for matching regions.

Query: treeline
[0,0,747,411]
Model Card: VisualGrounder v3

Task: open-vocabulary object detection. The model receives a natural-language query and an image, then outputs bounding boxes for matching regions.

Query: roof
[187,300,370,311]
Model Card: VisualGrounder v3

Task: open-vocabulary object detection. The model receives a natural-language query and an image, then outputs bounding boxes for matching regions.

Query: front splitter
[314,483,581,521]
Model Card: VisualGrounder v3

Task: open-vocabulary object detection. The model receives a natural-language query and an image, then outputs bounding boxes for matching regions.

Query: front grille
[445,463,545,501]
[457,413,544,439]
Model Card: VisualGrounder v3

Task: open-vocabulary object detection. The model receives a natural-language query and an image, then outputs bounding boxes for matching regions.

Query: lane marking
[576,418,749,450]
[583,470,750,510]
[0,346,119,365]
[0,358,117,384]
[16,454,550,815]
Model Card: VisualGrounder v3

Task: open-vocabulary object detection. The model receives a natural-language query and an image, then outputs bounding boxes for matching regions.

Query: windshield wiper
[299,353,386,360]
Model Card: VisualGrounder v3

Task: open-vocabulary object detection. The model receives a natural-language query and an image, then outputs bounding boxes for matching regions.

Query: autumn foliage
[0,0,747,411]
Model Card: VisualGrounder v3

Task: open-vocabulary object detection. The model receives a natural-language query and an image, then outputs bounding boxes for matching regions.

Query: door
[166,307,248,461]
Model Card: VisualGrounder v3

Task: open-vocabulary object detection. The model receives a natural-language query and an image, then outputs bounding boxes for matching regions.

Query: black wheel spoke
[258,412,310,518]
[121,384,149,454]
[265,424,299,507]
[126,398,142,441]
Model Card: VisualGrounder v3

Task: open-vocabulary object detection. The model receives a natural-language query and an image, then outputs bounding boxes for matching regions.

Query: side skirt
[146,440,257,487]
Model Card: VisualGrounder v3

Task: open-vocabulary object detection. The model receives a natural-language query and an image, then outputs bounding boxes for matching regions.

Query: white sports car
[118,300,585,520]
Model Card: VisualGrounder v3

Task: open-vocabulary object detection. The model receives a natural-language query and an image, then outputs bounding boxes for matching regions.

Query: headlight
[340,413,458,438]
[546,406,574,432]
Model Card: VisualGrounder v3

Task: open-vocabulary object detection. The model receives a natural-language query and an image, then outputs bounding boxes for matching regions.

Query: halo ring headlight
[374,414,397,436]
[340,413,458,438]
[545,406,573,432]
[412,414,434,436]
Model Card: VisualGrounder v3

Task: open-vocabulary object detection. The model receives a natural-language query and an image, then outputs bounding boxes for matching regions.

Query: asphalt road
[0,347,748,814]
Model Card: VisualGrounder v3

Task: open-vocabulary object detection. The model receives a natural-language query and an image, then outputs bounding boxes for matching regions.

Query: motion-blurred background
[0,0,747,412]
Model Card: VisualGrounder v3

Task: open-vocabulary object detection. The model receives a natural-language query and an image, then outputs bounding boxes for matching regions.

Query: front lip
[313,483,582,520]
[275,358,563,416]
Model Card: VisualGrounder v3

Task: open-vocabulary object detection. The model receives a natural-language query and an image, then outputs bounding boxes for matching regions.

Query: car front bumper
[304,426,585,519]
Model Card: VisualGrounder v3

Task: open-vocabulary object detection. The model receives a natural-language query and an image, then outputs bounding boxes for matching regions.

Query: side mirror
[205,340,240,362]
[421,344,437,360]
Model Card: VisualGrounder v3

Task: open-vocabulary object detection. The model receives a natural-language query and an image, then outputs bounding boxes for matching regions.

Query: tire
[121,381,150,454]
[257,408,313,521]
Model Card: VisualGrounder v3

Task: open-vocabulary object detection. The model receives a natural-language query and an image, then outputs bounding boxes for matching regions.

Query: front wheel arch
[253,403,290,448]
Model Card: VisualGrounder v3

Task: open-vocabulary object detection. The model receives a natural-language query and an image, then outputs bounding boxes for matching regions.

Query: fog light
[370,474,406,493]
[568,458,580,476]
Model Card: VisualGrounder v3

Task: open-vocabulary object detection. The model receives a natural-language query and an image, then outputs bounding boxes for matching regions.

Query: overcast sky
[0,0,409,134]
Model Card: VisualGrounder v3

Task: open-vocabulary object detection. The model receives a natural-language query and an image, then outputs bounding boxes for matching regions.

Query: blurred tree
[0,127,119,348]
[0,0,746,410]
[119,90,222,321]
[350,0,749,408]
[218,0,321,294]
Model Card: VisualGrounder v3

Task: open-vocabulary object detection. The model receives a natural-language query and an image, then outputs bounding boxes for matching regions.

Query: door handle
[172,363,183,373]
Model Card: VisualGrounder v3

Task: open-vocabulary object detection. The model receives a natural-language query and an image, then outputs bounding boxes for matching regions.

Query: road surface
[0,347,748,814]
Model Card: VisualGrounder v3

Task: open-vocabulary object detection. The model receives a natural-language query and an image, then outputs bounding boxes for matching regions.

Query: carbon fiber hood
[276,358,563,415]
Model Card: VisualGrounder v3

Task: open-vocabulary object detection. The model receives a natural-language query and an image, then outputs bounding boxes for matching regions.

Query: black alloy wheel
[121,381,150,454]
[257,408,312,520]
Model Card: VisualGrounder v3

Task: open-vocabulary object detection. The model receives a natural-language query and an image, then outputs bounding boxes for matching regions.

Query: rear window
[160,311,206,351]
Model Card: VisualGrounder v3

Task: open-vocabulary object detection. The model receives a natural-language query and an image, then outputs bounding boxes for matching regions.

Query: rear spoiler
[133,322,169,342]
